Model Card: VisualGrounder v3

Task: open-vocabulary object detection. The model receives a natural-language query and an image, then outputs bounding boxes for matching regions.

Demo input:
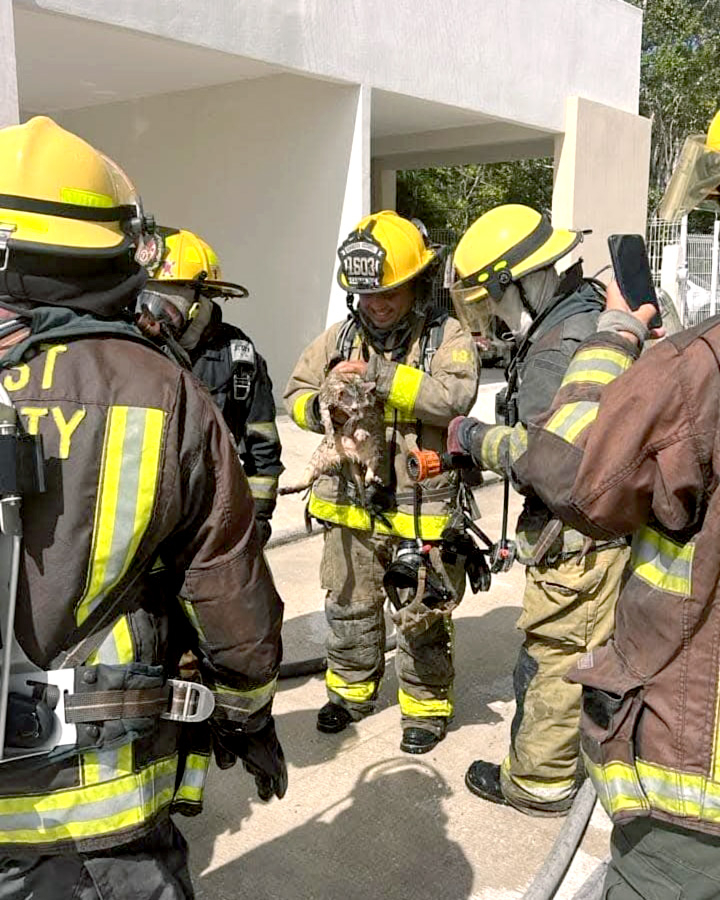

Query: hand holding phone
[607,234,663,330]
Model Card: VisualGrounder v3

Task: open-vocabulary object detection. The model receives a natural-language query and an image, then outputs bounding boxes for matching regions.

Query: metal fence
[647,215,720,328]
[428,227,457,313]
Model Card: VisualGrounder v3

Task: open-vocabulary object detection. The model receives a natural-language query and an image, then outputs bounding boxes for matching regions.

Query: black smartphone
[607,234,662,330]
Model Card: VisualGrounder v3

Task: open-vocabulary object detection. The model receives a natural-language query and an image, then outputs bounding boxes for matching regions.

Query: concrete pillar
[552,97,651,278]
[325,84,371,327]
[0,3,19,127]
[371,163,396,212]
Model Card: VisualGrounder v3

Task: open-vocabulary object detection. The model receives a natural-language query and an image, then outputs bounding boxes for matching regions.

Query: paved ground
[182,372,610,899]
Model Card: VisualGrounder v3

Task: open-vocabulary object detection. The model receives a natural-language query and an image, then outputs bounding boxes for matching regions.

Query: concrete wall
[552,97,652,276]
[28,0,642,131]
[56,74,362,397]
[1,3,18,126]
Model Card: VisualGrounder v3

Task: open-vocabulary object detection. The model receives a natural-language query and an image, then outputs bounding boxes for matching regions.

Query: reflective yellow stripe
[83,743,134,787]
[87,614,135,667]
[585,756,649,816]
[292,391,316,430]
[509,425,528,463]
[179,597,205,642]
[174,752,210,804]
[398,688,452,718]
[545,401,599,445]
[561,347,633,387]
[481,426,509,471]
[308,493,450,540]
[383,403,415,424]
[326,669,377,704]
[500,758,575,800]
[247,475,278,500]
[387,364,424,415]
[214,676,277,719]
[0,756,178,844]
[76,406,165,631]
[246,421,280,439]
[631,526,694,595]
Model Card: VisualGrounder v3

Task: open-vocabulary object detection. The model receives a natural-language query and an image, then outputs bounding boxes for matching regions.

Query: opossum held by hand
[280,372,384,497]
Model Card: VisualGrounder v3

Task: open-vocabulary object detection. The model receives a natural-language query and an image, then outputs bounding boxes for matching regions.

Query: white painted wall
[326,85,371,327]
[552,97,652,276]
[1,3,18,126]
[56,74,361,397]
[28,0,642,131]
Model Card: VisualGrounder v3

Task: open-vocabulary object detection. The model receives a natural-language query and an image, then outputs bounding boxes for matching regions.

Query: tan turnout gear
[285,299,478,728]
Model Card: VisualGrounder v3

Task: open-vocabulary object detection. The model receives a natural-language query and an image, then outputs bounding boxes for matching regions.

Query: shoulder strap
[418,306,448,374]
[335,316,358,361]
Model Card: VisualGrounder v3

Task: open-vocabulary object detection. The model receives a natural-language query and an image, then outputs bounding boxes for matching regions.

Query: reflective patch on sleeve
[387,364,424,415]
[480,425,510,471]
[248,474,278,500]
[291,391,317,430]
[545,401,599,445]
[213,676,278,721]
[509,425,528,463]
[246,421,280,441]
[631,525,694,595]
[561,347,633,387]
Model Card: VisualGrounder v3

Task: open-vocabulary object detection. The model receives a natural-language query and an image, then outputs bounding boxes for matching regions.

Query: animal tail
[278,483,312,496]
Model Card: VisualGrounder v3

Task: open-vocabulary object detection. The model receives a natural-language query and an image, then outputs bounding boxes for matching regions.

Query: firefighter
[517,112,720,898]
[446,205,629,815]
[284,211,478,753]
[0,116,285,899]
[136,229,283,545]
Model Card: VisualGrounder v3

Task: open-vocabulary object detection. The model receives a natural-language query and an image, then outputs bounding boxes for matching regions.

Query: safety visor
[138,288,193,331]
[658,134,720,221]
[0,153,146,258]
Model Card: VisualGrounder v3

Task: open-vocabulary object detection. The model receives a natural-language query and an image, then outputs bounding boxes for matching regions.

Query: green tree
[397,158,553,235]
[629,0,720,217]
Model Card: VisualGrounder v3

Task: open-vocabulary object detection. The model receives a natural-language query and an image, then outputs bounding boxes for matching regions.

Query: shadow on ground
[193,758,475,900]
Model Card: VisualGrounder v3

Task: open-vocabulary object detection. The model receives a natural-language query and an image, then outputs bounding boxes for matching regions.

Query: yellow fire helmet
[148,227,248,300]
[659,111,720,221]
[337,210,436,294]
[0,116,152,260]
[450,204,581,333]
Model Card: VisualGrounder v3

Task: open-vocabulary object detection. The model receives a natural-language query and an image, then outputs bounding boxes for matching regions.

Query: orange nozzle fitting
[407,448,443,483]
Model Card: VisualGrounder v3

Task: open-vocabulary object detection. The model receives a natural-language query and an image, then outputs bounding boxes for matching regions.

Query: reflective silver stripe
[247,475,278,500]
[562,349,632,386]
[76,406,165,627]
[0,763,177,838]
[214,676,277,720]
[246,422,280,439]
[509,425,528,463]
[545,401,599,444]
[631,526,694,595]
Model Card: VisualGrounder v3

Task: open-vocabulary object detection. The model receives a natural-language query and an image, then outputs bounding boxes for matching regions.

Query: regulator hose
[521,778,598,900]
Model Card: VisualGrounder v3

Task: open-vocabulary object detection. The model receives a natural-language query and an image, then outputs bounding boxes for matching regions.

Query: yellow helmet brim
[451,226,581,305]
[0,207,130,254]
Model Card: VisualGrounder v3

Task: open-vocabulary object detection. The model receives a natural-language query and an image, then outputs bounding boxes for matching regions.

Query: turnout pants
[0,817,193,900]
[602,818,720,899]
[500,545,629,812]
[321,525,465,737]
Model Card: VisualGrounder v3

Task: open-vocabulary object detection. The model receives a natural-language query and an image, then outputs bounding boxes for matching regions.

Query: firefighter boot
[400,726,446,755]
[465,760,509,806]
[316,702,354,734]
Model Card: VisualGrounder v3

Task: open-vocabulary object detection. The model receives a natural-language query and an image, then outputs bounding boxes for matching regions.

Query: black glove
[256,518,272,548]
[211,716,287,801]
